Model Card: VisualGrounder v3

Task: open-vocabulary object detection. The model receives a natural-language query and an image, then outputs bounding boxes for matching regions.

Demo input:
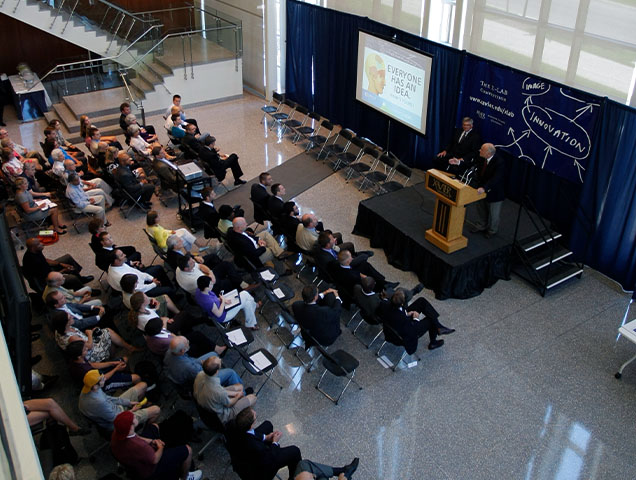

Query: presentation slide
[356,31,433,136]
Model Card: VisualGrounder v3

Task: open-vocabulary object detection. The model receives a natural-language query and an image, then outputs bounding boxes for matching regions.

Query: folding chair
[195,403,226,461]
[281,104,309,138]
[60,194,93,234]
[309,332,362,405]
[332,136,365,172]
[358,152,396,192]
[305,120,334,154]
[269,99,296,131]
[378,162,413,193]
[345,145,381,182]
[292,111,321,144]
[142,228,167,266]
[237,345,284,395]
[117,181,150,218]
[261,91,285,126]
[351,309,384,349]
[376,322,421,372]
[319,128,355,163]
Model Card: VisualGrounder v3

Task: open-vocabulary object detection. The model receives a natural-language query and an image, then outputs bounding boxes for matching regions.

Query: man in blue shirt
[66,173,108,223]
[163,335,218,388]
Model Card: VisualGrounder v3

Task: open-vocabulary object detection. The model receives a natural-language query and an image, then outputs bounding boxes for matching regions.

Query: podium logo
[428,176,457,202]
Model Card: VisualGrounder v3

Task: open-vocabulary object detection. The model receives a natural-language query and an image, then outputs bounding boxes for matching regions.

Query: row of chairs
[261,92,413,195]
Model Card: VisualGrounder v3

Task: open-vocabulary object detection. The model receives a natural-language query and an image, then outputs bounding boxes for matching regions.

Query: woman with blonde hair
[79,115,121,147]
[146,210,208,252]
[14,177,66,234]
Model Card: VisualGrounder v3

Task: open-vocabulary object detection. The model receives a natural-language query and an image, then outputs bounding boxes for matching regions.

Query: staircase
[512,198,584,296]
[3,0,244,139]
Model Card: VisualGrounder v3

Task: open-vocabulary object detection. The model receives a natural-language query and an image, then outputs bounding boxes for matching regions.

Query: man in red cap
[110,411,202,480]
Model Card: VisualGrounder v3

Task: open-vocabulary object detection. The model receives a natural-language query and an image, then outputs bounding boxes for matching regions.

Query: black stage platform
[352,182,535,300]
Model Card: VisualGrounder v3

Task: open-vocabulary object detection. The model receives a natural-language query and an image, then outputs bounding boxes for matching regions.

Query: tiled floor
[9,93,636,480]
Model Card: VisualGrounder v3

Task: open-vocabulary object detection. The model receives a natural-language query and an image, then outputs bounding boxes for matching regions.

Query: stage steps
[513,228,583,296]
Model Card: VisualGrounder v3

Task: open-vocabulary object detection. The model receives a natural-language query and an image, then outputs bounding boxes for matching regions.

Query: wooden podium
[424,169,486,253]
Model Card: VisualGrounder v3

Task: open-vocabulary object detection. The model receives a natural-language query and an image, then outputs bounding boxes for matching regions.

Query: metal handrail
[27,23,164,91]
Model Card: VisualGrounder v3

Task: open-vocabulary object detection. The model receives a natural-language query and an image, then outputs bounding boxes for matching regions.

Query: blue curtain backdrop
[285,0,636,290]
[286,0,464,168]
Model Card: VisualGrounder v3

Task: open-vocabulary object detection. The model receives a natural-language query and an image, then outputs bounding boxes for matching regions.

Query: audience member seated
[198,135,246,186]
[174,248,245,296]
[110,410,202,480]
[43,271,102,307]
[49,119,83,155]
[114,152,155,207]
[78,369,160,431]
[13,177,67,234]
[1,136,46,167]
[49,148,69,179]
[377,290,452,353]
[226,217,292,269]
[23,398,90,436]
[164,94,199,130]
[146,210,208,253]
[80,116,122,149]
[353,277,424,321]
[195,275,259,330]
[94,230,143,272]
[331,250,394,295]
[196,186,221,238]
[128,291,194,334]
[250,171,273,224]
[21,157,57,193]
[170,114,187,144]
[22,238,92,291]
[45,290,107,330]
[163,335,219,388]
[217,204,235,235]
[279,201,301,246]
[108,249,176,299]
[2,147,24,183]
[181,123,206,158]
[144,316,225,358]
[294,458,360,480]
[120,102,156,140]
[292,285,342,347]
[121,274,179,315]
[226,407,301,480]
[267,183,286,219]
[51,310,138,361]
[194,355,256,425]
[151,145,180,189]
[66,173,110,223]
[65,340,140,393]
[128,124,154,157]
[433,116,481,175]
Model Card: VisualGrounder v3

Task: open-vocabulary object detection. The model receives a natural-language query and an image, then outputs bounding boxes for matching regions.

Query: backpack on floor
[39,423,79,466]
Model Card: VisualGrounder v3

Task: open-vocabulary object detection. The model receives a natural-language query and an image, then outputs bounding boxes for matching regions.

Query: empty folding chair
[305,120,334,154]
[332,136,366,171]
[293,111,321,144]
[358,152,396,192]
[196,403,226,461]
[319,128,355,163]
[344,145,380,183]
[260,91,284,125]
[307,331,362,405]
[269,99,296,131]
[378,162,413,193]
[281,104,309,137]
[237,346,284,395]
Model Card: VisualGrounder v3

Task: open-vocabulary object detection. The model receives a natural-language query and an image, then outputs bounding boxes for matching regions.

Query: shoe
[59,224,67,229]
[80,275,95,284]
[234,178,247,185]
[0,122,6,126]
[57,230,67,235]
[438,326,455,335]
[69,426,91,437]
[91,289,102,297]
[428,339,445,350]
[343,457,360,479]
[104,221,112,227]
[41,374,59,389]
[411,283,425,295]
[31,355,42,366]
[385,281,400,289]
[484,231,494,239]
[245,387,254,395]
[186,470,203,480]
[359,250,374,258]
[470,227,485,234]
[277,251,295,260]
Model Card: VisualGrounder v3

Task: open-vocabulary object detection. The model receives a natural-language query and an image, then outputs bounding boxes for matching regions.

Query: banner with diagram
[457,55,601,183]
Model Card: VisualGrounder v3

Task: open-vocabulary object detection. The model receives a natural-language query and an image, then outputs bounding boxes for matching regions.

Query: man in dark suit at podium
[471,143,505,239]
[433,117,482,175]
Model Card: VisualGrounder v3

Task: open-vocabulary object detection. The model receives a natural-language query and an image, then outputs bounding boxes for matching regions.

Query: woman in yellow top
[146,211,208,252]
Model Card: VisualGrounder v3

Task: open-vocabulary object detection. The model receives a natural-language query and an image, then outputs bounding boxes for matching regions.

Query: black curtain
[286,0,464,169]
[570,100,636,290]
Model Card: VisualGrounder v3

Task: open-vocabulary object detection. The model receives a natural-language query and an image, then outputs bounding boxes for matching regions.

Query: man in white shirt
[175,254,214,296]
[107,249,177,300]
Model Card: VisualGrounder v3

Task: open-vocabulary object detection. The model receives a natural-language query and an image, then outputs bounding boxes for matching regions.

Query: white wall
[204,0,266,95]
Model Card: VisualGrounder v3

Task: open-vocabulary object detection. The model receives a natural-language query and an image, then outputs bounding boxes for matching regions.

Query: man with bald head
[471,143,505,239]
[114,151,154,207]
[226,217,291,268]
[295,213,353,253]
[163,335,218,388]
[42,271,101,306]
